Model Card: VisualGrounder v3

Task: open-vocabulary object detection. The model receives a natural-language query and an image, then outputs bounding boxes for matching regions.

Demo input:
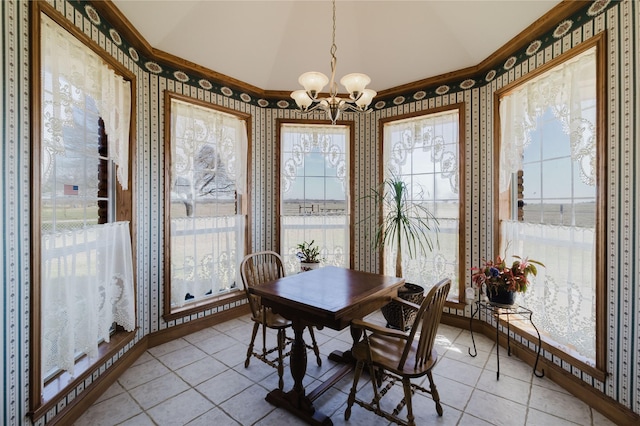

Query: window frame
[493,33,607,380]
[29,2,137,417]
[276,119,355,269]
[163,91,252,321]
[379,104,466,308]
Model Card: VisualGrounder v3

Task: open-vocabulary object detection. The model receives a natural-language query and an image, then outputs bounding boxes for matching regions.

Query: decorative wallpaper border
[74,0,617,111]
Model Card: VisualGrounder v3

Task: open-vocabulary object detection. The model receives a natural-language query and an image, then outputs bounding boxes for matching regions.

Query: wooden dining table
[248,265,405,425]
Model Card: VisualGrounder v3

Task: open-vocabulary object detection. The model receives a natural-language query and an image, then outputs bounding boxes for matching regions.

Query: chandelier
[290,0,376,124]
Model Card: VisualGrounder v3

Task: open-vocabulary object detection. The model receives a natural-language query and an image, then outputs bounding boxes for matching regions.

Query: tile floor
[74,312,617,426]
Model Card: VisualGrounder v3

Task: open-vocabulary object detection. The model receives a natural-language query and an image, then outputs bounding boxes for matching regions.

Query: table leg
[328,323,362,364]
[264,320,333,425]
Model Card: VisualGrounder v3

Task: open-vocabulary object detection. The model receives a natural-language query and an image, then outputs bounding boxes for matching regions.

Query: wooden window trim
[275,119,356,269]
[29,1,137,415]
[163,91,252,321]
[492,32,607,379]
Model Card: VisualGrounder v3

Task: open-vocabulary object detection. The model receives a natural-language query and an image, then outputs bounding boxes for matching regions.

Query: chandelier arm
[296,102,327,114]
[343,103,372,113]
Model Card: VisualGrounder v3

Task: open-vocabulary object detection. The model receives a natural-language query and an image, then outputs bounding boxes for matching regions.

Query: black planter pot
[381,283,425,331]
[486,287,517,305]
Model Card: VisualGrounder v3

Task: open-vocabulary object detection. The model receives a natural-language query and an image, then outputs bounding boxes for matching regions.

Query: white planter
[299,261,321,272]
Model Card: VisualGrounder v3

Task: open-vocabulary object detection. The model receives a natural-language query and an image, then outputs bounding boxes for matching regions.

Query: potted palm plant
[368,172,439,329]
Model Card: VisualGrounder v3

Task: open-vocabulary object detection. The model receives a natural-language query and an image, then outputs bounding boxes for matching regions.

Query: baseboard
[48,335,148,426]
[441,313,640,426]
[49,303,250,425]
[148,304,250,348]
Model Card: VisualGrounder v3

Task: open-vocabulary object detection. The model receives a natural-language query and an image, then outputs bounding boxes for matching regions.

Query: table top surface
[249,266,404,318]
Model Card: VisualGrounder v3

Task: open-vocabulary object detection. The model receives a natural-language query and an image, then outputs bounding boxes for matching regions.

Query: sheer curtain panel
[41,14,131,189]
[499,47,596,192]
[41,222,135,381]
[170,216,245,307]
[501,220,595,361]
[280,124,350,273]
[383,111,460,297]
[169,99,247,306]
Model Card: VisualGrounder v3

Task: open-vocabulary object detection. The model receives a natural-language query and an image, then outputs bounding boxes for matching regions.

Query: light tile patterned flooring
[74,312,617,426]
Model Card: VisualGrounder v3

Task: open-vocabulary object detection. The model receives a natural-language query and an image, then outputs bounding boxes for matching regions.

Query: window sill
[497,316,606,382]
[31,329,136,420]
[163,289,246,322]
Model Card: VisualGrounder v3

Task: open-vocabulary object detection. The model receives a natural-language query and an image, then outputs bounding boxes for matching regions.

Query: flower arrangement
[296,240,323,263]
[471,255,544,295]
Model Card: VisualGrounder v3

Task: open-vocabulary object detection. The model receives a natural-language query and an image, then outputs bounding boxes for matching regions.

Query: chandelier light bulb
[290,90,313,110]
[355,88,377,109]
[298,72,329,99]
[340,73,371,99]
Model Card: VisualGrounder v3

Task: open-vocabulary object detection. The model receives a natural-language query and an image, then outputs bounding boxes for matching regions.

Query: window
[279,122,351,274]
[382,106,465,302]
[165,93,249,317]
[32,9,136,413]
[496,40,605,371]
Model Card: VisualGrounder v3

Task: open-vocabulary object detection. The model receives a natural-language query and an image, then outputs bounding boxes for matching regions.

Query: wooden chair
[240,251,322,390]
[345,278,451,426]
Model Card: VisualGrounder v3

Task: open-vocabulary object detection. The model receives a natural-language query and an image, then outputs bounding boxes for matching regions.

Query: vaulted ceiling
[110,0,562,94]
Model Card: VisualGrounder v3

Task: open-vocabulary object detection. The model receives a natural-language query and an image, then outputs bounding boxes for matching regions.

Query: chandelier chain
[330,0,337,60]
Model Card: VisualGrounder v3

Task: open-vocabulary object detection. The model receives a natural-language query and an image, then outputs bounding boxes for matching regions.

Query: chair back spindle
[240,251,285,320]
[399,279,451,371]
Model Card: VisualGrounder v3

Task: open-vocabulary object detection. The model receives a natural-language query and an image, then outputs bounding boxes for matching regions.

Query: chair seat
[352,334,438,379]
[253,309,291,329]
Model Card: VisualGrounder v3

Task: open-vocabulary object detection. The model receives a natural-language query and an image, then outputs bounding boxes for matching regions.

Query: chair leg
[262,321,267,355]
[245,322,259,368]
[426,370,443,416]
[276,329,285,390]
[402,378,416,426]
[306,326,322,366]
[345,359,365,420]
[367,362,382,412]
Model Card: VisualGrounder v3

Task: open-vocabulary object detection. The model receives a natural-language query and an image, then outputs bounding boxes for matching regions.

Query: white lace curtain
[280,124,348,194]
[170,216,245,307]
[41,222,135,381]
[499,47,596,192]
[41,14,131,189]
[384,112,460,194]
[383,112,460,297]
[171,100,247,199]
[280,125,350,272]
[501,220,595,361]
[170,100,247,305]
